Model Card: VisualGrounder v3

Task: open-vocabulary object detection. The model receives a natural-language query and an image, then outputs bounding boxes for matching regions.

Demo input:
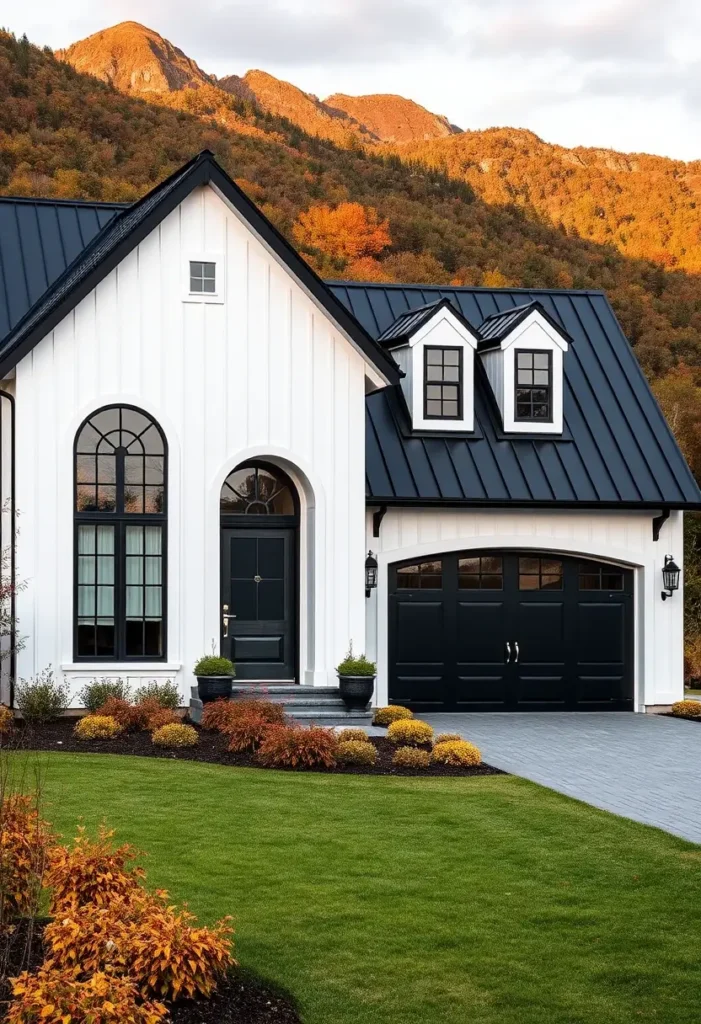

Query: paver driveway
[421,712,701,843]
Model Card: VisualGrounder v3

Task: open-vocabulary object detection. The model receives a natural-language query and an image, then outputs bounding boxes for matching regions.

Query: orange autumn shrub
[45,890,235,1001]
[96,697,149,731]
[226,699,286,726]
[146,707,181,732]
[47,825,145,914]
[256,725,338,770]
[226,715,272,753]
[0,794,53,926]
[7,968,167,1024]
[200,700,240,732]
[0,704,13,733]
[671,699,701,719]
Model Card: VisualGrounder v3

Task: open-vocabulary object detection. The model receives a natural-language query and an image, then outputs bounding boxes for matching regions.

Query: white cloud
[6,0,701,160]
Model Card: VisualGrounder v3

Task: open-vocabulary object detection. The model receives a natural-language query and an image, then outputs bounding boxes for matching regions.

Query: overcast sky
[5,0,701,161]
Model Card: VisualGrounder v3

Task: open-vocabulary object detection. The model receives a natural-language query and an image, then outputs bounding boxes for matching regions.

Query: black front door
[389,551,633,711]
[221,528,295,680]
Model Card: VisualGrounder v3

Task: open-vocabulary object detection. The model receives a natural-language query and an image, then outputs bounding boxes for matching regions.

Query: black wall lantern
[365,550,378,598]
[661,555,680,600]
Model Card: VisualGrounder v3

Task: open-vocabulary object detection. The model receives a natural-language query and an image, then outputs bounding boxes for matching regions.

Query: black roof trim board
[378,296,481,349]
[477,299,574,349]
[365,497,701,511]
[0,151,400,384]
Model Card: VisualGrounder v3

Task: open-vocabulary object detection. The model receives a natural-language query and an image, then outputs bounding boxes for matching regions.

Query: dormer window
[515,350,552,422]
[377,299,480,432]
[425,347,463,419]
[478,302,571,435]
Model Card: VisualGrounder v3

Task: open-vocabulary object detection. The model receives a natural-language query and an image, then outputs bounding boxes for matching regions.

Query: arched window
[220,463,296,516]
[74,406,167,661]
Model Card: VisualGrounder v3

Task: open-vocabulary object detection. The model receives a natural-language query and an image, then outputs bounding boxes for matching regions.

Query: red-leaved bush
[201,698,285,733]
[200,700,240,733]
[96,697,149,732]
[226,715,273,753]
[256,725,338,769]
[46,825,145,914]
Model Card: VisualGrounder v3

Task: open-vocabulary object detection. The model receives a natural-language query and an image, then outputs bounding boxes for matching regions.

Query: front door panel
[221,528,295,679]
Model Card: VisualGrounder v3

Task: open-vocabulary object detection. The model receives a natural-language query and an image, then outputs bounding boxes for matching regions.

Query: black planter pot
[338,674,375,711]
[196,675,234,704]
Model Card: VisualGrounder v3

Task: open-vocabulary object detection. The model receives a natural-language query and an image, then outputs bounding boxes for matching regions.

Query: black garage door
[389,552,634,712]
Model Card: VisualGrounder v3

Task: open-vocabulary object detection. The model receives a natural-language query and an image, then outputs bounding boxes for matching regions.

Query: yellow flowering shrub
[431,740,482,767]
[435,732,462,744]
[337,728,371,743]
[671,700,701,719]
[74,714,122,740]
[336,740,377,766]
[0,704,13,733]
[0,794,53,926]
[392,746,430,769]
[386,719,434,747]
[372,705,413,727]
[151,723,198,748]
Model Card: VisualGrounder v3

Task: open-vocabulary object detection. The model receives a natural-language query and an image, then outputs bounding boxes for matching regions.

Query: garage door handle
[514,641,519,664]
[505,641,511,663]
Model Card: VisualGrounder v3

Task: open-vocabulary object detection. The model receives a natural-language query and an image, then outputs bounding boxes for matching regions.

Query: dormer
[478,302,571,434]
[378,299,480,431]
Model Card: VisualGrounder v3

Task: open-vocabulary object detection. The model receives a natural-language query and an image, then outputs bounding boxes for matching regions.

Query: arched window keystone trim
[74,405,167,662]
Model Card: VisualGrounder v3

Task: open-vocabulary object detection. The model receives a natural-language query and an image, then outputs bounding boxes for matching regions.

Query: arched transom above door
[220,462,296,516]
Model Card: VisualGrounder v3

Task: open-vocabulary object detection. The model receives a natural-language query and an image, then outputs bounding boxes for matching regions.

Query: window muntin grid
[424,346,462,420]
[189,260,216,294]
[515,350,552,422]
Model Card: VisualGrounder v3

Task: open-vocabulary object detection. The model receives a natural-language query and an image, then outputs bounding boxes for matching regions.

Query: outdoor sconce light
[365,550,378,598]
[661,555,681,600]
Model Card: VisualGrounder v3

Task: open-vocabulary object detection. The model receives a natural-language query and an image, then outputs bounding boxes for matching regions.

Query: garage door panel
[455,675,508,707]
[394,601,444,665]
[389,552,633,712]
[516,602,566,664]
[576,603,626,665]
[456,601,507,664]
[516,674,566,705]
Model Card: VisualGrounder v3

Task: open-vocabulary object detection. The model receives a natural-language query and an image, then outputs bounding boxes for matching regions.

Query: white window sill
[61,663,183,673]
[182,295,224,305]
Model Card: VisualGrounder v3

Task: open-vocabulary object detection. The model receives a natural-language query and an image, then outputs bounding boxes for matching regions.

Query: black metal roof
[0,153,399,384]
[0,196,124,340]
[378,297,480,348]
[477,299,572,350]
[328,281,701,508]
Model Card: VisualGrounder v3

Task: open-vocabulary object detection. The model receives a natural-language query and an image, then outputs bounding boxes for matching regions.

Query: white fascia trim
[408,308,479,350]
[210,182,395,386]
[499,310,569,353]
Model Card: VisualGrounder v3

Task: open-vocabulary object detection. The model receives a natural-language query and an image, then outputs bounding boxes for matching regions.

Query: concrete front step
[189,685,373,725]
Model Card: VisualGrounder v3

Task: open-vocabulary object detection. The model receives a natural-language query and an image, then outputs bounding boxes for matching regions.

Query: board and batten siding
[366,506,684,710]
[11,184,369,705]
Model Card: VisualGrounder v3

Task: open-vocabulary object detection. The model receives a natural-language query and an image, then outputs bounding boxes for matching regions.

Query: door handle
[505,641,511,664]
[514,641,519,664]
[222,604,237,638]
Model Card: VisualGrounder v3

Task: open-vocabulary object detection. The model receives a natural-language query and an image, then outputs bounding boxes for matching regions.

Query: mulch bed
[7,719,503,778]
[0,922,300,1023]
[662,713,701,724]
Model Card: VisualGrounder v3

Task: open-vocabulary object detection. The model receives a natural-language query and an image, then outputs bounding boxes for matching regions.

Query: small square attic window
[190,261,216,294]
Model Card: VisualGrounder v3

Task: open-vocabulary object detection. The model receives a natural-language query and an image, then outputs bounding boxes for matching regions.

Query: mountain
[56,21,213,95]
[325,93,461,143]
[220,70,377,145]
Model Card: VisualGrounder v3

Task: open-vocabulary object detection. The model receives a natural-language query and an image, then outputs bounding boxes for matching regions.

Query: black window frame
[73,405,168,663]
[514,349,553,423]
[423,346,463,421]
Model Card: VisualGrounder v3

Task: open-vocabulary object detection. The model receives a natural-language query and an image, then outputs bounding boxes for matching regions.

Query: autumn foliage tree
[292,202,391,263]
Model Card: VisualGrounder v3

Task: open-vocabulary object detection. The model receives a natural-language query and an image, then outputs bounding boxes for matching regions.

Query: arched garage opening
[388,550,634,712]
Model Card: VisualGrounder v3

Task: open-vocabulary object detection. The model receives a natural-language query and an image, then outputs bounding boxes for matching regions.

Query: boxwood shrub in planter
[194,655,235,704]
[336,646,375,711]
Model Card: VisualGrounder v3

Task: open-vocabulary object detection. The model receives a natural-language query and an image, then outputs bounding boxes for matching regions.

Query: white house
[0,150,697,714]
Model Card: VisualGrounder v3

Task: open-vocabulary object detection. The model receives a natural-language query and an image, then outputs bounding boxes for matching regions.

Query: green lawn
[19,752,701,1023]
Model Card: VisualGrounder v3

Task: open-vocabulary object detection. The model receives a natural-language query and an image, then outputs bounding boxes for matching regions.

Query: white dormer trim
[481,309,568,434]
[393,307,478,432]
